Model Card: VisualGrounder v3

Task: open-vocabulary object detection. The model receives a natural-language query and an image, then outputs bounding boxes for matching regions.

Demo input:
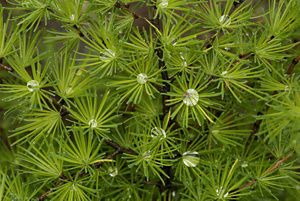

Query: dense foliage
[0,0,299,200]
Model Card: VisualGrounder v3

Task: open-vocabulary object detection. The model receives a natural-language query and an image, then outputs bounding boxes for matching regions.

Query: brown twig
[115,2,140,20]
[157,47,171,117]
[49,95,69,116]
[151,3,175,193]
[151,8,171,121]
[38,189,52,201]
[106,148,121,159]
[38,174,67,200]
[238,179,256,191]
[239,52,253,60]
[72,24,84,37]
[203,31,219,50]
[105,140,136,155]
[238,153,293,191]
[264,153,293,174]
[287,55,300,76]
[0,63,13,72]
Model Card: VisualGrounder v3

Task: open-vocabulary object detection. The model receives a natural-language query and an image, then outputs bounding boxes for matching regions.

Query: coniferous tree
[0,0,299,200]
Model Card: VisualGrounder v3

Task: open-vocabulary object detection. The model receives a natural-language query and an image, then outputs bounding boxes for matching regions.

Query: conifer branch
[1,1,299,200]
[153,15,171,119]
[152,2,174,192]
[157,49,171,117]
[244,53,300,152]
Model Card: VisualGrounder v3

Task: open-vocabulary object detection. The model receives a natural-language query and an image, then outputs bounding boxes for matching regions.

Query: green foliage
[17,145,63,182]
[67,91,119,137]
[0,0,299,200]
[0,6,19,58]
[110,55,163,104]
[167,72,220,127]
[0,61,53,108]
[10,107,64,145]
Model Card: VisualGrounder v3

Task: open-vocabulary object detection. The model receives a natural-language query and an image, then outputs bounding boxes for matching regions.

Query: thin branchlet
[115,2,139,19]
[38,189,52,201]
[0,62,13,72]
[238,153,293,191]
[105,139,136,155]
[38,174,67,201]
[287,55,300,76]
[152,2,174,193]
